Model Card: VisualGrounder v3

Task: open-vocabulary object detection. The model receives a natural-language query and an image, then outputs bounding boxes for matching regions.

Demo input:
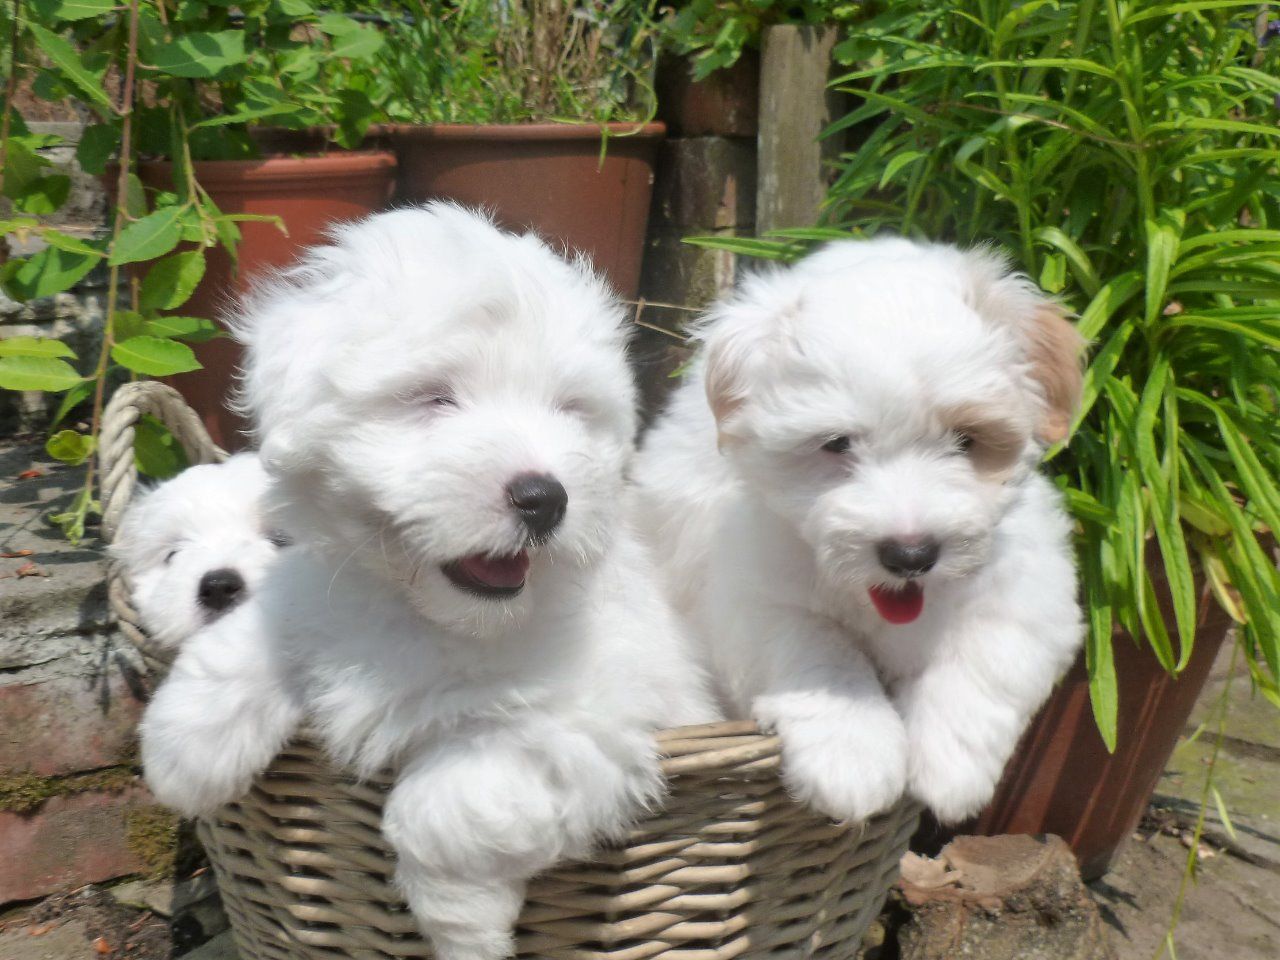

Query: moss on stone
[124,805,181,878]
[0,765,139,815]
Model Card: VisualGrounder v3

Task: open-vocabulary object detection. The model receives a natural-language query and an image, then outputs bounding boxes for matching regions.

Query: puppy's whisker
[327,527,383,610]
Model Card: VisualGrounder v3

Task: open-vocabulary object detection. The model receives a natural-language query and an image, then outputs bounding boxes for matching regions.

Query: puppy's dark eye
[163,549,178,565]
[425,393,456,408]
[822,436,852,454]
[954,432,975,454]
[267,530,292,548]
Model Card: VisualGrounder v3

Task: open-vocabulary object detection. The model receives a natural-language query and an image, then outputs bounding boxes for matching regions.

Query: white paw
[428,928,516,960]
[776,714,908,822]
[139,720,253,817]
[395,866,524,960]
[906,725,1003,824]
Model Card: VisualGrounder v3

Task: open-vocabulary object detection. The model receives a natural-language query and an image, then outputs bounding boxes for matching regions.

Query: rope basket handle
[99,381,227,674]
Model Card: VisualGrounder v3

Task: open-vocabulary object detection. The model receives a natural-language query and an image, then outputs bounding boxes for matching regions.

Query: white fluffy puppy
[112,453,285,648]
[139,203,716,960]
[633,237,1085,825]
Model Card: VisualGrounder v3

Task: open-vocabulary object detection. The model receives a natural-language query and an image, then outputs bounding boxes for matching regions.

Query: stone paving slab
[1093,829,1280,960]
[1151,643,1280,869]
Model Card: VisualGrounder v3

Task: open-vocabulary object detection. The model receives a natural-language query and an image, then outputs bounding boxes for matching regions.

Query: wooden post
[756,24,842,234]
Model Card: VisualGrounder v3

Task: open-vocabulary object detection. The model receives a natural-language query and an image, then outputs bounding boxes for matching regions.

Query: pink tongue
[868,582,925,624]
[459,551,530,589]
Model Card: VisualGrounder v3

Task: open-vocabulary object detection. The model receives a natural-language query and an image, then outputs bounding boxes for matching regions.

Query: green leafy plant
[661,0,859,80]
[0,0,384,539]
[343,0,661,125]
[694,0,1280,745]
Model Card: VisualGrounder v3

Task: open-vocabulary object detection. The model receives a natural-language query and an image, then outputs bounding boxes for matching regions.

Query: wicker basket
[101,381,921,960]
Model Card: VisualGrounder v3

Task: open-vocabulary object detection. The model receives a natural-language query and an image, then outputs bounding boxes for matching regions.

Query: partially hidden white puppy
[632,237,1085,825]
[139,204,718,960]
[112,452,285,649]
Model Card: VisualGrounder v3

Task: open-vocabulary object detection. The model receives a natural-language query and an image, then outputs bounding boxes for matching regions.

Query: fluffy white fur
[112,453,283,648]
[139,204,717,960]
[632,237,1086,825]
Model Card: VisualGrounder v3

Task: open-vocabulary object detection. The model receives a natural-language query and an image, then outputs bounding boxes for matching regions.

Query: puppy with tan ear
[632,238,1086,824]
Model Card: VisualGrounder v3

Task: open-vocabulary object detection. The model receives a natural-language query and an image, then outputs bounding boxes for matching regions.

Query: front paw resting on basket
[383,724,663,959]
[758,691,908,823]
[139,613,301,817]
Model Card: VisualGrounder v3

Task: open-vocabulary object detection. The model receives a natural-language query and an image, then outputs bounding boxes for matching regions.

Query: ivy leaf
[41,230,106,258]
[48,487,99,544]
[318,15,384,60]
[45,429,95,466]
[0,356,84,391]
[111,335,202,376]
[122,172,148,219]
[109,206,184,265]
[12,175,71,215]
[134,414,189,479]
[3,245,100,301]
[76,123,120,175]
[112,310,147,341]
[0,336,77,359]
[51,378,94,426]
[150,31,247,78]
[144,315,222,342]
[26,24,114,114]
[139,250,206,311]
[30,0,118,21]
[1,141,49,198]
[189,102,300,129]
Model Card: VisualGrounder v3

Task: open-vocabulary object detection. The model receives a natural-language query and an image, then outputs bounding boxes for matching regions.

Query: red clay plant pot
[384,123,664,299]
[968,569,1233,880]
[135,151,396,449]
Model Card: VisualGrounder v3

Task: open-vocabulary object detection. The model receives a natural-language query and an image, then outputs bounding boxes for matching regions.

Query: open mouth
[441,550,530,599]
[868,582,925,624]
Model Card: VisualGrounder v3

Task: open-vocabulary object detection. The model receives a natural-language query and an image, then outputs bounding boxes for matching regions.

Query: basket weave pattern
[101,382,921,960]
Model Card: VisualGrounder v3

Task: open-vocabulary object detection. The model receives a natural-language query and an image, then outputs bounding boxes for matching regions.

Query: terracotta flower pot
[966,565,1233,880]
[383,123,665,298]
[133,151,396,449]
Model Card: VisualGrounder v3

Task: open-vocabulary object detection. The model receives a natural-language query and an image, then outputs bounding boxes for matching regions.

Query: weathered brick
[650,137,756,231]
[640,229,741,309]
[656,54,760,138]
[0,785,154,904]
[0,664,144,777]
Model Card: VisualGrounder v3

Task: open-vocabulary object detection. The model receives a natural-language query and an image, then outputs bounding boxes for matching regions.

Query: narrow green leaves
[1144,212,1183,324]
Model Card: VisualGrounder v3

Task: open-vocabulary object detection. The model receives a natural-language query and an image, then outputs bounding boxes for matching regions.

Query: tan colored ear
[1026,303,1085,444]
[704,345,744,427]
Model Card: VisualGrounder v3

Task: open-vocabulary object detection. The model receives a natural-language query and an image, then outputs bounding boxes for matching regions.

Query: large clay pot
[384,123,664,298]
[135,151,397,449]
[968,572,1233,880]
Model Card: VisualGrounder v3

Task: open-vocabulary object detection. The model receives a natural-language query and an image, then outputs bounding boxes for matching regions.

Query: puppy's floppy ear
[696,269,803,445]
[1023,301,1085,444]
[960,249,1086,445]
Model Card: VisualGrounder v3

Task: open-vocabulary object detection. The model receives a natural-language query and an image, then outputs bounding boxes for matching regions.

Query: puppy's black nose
[507,473,568,539]
[198,568,247,613]
[877,537,940,578]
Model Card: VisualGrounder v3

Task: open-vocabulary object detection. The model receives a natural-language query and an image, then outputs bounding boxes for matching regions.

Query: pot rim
[378,121,666,142]
[133,151,397,184]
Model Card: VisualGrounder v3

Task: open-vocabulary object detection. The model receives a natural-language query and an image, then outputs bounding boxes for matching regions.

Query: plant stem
[84,0,140,498]
[0,0,22,266]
